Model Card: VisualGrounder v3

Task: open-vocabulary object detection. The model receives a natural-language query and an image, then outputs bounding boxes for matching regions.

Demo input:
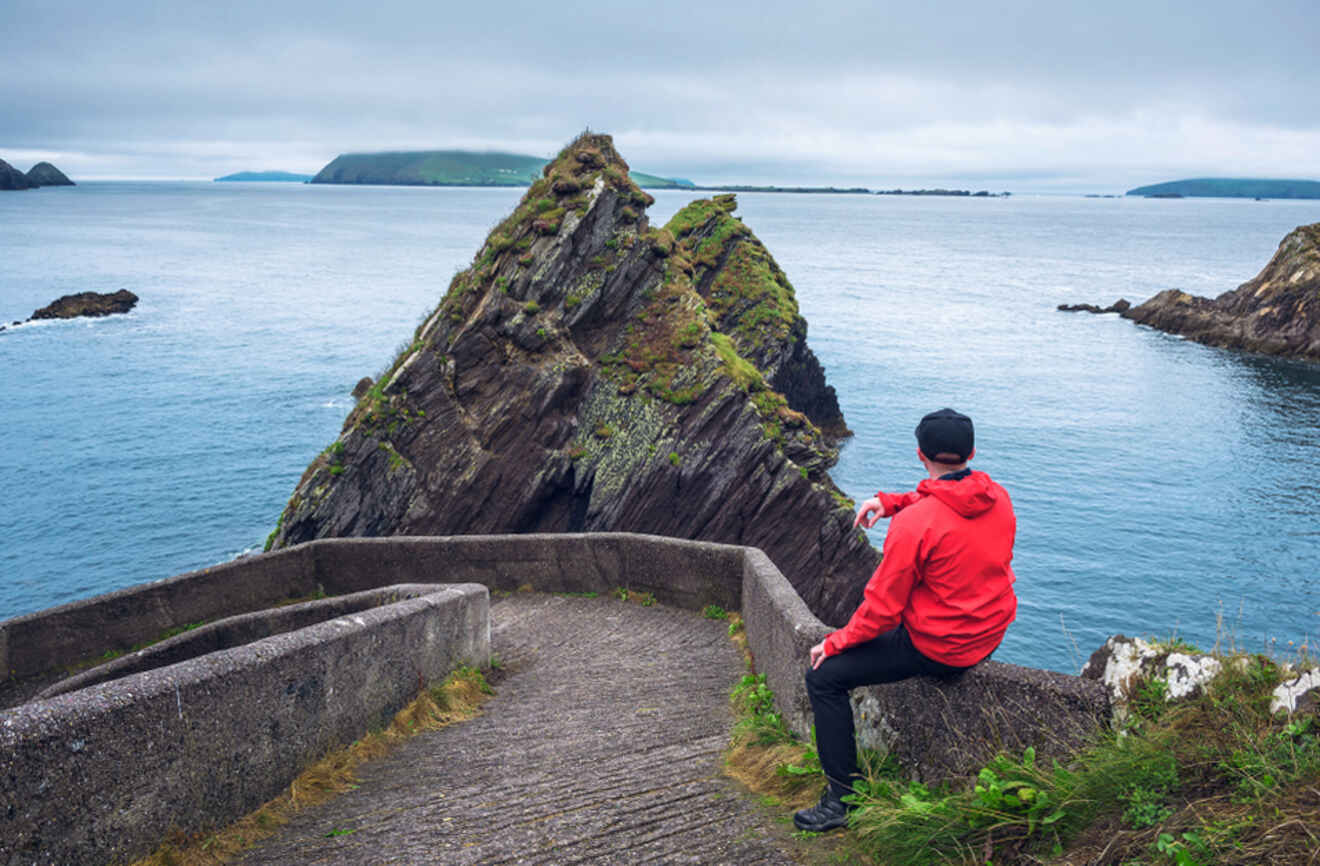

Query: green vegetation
[702,604,730,620]
[611,587,656,607]
[724,673,825,810]
[1126,178,1320,199]
[734,649,1320,865]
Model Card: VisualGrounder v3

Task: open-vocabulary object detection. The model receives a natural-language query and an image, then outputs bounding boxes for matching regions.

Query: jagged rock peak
[26,161,75,186]
[268,132,877,625]
[1122,222,1320,362]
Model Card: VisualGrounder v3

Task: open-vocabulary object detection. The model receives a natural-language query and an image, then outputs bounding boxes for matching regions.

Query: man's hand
[853,496,883,529]
[810,640,828,669]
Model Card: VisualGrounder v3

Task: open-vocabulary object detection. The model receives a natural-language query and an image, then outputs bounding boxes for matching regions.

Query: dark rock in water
[0,158,35,190]
[1058,299,1130,314]
[351,377,374,399]
[1122,223,1320,362]
[30,290,139,320]
[269,132,878,626]
[25,161,75,186]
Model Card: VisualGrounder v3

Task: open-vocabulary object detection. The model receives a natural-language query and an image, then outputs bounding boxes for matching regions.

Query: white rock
[1271,668,1320,715]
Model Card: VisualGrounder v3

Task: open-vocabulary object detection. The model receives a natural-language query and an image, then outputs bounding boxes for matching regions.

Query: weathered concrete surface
[236,594,796,865]
[0,584,489,866]
[38,584,457,700]
[852,660,1109,783]
[0,545,318,708]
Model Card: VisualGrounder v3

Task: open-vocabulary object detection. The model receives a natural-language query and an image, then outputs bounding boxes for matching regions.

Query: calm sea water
[2,182,1317,673]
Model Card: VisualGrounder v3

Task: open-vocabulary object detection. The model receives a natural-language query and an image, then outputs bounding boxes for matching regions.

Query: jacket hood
[916,470,998,518]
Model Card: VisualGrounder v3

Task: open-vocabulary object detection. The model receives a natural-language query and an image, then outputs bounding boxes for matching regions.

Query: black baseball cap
[915,408,974,464]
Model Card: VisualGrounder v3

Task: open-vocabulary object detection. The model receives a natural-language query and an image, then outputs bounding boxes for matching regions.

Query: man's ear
[967,447,976,461]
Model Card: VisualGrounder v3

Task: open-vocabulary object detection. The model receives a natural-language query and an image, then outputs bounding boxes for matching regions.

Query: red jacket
[823,470,1017,667]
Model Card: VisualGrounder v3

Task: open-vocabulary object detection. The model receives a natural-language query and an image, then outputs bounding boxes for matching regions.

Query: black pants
[805,625,969,798]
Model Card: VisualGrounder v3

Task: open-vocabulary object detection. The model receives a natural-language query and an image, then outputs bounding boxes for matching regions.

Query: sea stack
[1122,222,1320,362]
[0,159,35,190]
[269,132,878,625]
[26,162,75,186]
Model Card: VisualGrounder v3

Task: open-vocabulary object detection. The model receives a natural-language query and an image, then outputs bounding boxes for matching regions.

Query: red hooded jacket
[823,470,1017,667]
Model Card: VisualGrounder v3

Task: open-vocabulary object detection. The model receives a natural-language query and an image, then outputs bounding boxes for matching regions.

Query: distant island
[1,158,75,190]
[310,150,695,189]
[1126,178,1320,199]
[685,184,872,195]
[214,171,312,182]
[876,188,1010,197]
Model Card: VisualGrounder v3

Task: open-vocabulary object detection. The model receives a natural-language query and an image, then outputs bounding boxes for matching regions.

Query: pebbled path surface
[236,593,799,864]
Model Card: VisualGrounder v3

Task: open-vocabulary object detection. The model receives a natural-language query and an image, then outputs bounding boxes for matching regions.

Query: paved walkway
[236,593,799,864]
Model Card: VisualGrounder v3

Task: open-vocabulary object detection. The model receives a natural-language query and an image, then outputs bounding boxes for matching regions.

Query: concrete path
[236,593,800,865]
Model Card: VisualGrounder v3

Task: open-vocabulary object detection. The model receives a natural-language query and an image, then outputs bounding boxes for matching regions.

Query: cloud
[3,0,1318,188]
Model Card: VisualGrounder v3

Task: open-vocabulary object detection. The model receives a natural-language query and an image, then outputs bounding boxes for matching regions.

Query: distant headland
[0,158,75,190]
[1126,178,1320,199]
[310,150,696,189]
[214,171,312,182]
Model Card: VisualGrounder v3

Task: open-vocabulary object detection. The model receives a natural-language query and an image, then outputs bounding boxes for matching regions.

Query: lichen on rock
[268,132,877,625]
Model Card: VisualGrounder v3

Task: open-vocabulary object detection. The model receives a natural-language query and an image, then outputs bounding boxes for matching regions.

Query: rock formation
[269,133,878,624]
[30,290,138,320]
[1122,223,1320,362]
[1058,299,1130,314]
[25,161,75,186]
[0,159,34,190]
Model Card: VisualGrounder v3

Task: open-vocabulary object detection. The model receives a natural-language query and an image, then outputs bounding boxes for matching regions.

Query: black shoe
[793,789,851,832]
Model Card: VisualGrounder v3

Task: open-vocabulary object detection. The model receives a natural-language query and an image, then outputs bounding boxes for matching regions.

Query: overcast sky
[3,0,1317,191]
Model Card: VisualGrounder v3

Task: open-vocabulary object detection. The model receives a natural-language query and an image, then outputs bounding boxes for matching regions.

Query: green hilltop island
[1127,177,1320,199]
[310,148,695,189]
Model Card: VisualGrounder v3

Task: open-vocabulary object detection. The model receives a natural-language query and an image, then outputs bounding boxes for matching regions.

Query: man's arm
[821,516,923,657]
[853,489,925,528]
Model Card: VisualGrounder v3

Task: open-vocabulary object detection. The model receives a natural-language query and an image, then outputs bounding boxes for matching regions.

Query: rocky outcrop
[1058,299,1130,314]
[269,133,877,625]
[30,290,138,320]
[1121,223,1320,362]
[25,161,74,186]
[0,159,34,190]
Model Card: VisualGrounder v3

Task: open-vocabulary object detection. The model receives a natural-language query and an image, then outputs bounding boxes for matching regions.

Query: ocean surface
[2,181,1318,673]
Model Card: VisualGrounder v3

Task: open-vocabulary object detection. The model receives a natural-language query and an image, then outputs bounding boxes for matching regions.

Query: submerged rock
[1058,299,1130,314]
[1121,223,1320,362]
[30,290,139,320]
[25,161,75,186]
[269,133,877,625]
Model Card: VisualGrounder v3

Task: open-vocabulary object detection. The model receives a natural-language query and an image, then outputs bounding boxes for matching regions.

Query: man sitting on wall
[793,407,1018,832]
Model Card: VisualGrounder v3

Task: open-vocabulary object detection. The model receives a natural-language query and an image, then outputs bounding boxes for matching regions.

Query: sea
[2,181,1318,674]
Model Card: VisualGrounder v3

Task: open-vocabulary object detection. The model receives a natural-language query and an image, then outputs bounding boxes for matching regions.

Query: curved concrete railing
[0,534,1107,865]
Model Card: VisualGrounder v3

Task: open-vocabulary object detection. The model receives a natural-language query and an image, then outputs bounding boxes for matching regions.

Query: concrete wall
[0,583,488,866]
[0,533,1109,863]
[0,545,318,706]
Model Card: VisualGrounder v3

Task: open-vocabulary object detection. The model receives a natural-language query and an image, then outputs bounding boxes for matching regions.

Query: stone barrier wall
[1,583,489,866]
[0,533,1109,863]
